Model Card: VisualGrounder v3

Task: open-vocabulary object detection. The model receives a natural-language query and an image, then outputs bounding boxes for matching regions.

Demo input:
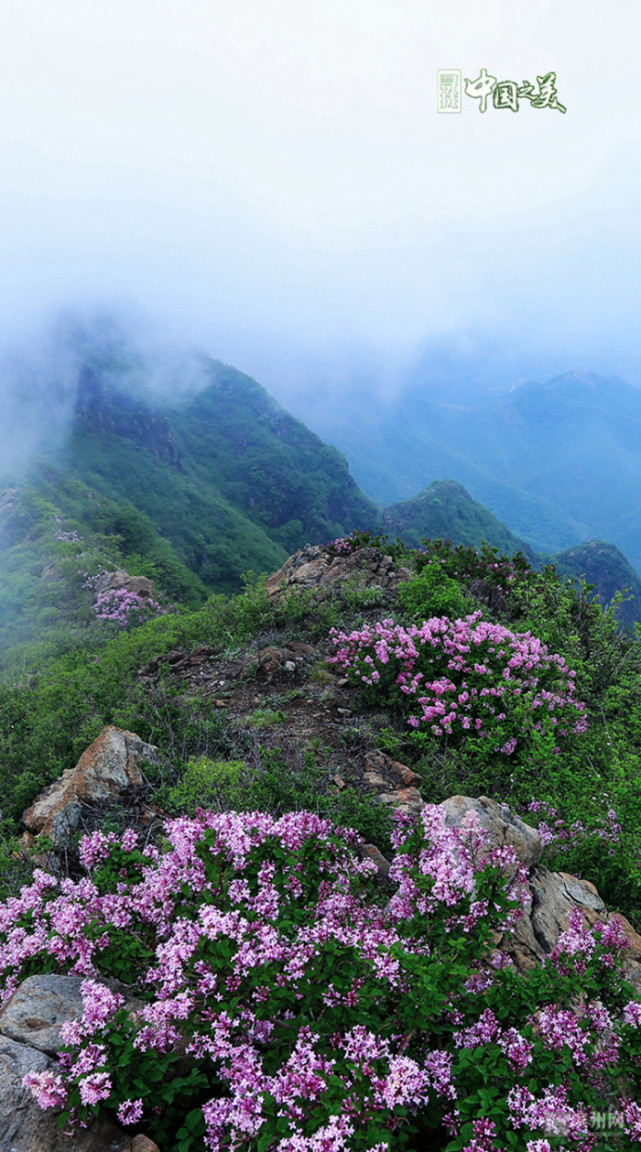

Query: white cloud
[0,0,639,391]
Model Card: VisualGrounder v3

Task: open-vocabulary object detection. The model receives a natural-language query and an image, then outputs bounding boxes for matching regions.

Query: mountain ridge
[289,368,641,567]
[1,331,640,662]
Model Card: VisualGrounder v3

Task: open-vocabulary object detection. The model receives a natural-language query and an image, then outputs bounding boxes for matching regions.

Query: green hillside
[2,531,641,1145]
[0,332,382,663]
[2,329,641,1145]
[169,357,381,554]
[382,478,539,561]
[0,468,209,663]
[2,326,641,670]
[381,479,641,626]
[551,539,641,630]
[61,355,380,590]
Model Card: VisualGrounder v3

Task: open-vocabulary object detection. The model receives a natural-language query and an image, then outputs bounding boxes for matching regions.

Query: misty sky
[1,0,640,402]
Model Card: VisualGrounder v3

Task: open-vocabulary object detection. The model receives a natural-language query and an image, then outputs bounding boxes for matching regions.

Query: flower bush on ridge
[80,569,170,629]
[1,806,639,1150]
[328,613,587,769]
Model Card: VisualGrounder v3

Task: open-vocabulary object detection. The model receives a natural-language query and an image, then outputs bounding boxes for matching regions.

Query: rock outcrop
[94,569,155,600]
[75,366,183,471]
[0,975,156,1152]
[362,749,424,816]
[440,794,543,872]
[440,795,641,993]
[22,726,157,850]
[265,544,412,599]
[362,788,641,993]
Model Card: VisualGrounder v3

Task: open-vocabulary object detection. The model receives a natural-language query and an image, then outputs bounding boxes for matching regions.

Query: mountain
[550,539,641,630]
[382,479,641,626]
[169,359,380,555]
[0,332,382,657]
[382,479,539,562]
[59,351,381,591]
[2,326,641,664]
[292,370,641,566]
[0,468,211,658]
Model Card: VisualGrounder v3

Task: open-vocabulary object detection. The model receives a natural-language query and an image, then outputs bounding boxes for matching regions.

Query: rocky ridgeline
[7,719,641,1150]
[264,542,413,598]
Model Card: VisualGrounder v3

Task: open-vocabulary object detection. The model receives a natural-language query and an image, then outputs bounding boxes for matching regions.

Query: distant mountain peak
[382,478,537,561]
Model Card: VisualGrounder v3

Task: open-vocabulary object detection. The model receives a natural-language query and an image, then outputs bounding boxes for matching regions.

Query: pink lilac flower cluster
[388,805,529,935]
[329,536,357,555]
[15,812,447,1147]
[327,530,376,556]
[5,808,639,1151]
[80,570,170,629]
[526,800,622,858]
[328,611,587,753]
[93,587,169,628]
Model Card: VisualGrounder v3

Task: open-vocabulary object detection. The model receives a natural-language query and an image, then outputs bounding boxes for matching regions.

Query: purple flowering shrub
[327,530,405,560]
[328,613,587,771]
[520,800,639,910]
[328,531,370,556]
[3,807,641,1149]
[92,586,169,628]
[80,571,170,629]
[525,799,623,862]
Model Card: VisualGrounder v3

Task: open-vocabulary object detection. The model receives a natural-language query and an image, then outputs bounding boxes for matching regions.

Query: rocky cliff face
[74,367,183,469]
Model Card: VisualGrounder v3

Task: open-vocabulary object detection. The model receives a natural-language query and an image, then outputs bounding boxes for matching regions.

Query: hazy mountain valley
[290,369,641,565]
[2,326,641,661]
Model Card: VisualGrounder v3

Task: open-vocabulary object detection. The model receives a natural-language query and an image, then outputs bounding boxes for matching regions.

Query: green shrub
[166,757,246,815]
[397,560,475,620]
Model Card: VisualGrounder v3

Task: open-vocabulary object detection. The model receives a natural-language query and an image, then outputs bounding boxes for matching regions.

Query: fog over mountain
[0,2,640,606]
[1,309,641,584]
[0,1,641,408]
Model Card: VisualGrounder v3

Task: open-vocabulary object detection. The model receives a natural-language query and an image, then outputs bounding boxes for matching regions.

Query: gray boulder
[0,975,153,1152]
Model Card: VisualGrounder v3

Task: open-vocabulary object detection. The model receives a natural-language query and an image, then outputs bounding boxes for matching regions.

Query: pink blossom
[117,1097,144,1126]
[78,1070,112,1105]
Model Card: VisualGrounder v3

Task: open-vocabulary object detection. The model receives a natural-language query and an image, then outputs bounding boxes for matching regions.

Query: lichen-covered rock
[265,544,411,599]
[440,794,543,870]
[22,726,157,848]
[364,750,422,789]
[0,1035,127,1152]
[0,975,143,1055]
[361,750,425,815]
[506,866,641,993]
[94,569,155,600]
